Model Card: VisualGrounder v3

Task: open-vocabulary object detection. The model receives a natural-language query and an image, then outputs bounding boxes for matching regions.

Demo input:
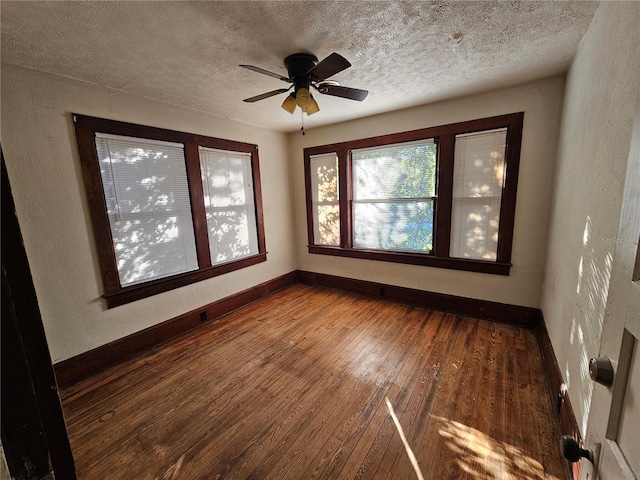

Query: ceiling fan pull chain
[300,108,305,136]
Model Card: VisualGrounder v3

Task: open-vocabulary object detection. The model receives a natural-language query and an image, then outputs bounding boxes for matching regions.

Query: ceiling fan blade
[317,84,368,101]
[243,88,290,103]
[307,53,351,82]
[239,64,291,83]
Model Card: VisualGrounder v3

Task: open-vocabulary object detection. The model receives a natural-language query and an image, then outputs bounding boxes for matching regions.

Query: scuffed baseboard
[54,272,296,387]
[535,312,581,480]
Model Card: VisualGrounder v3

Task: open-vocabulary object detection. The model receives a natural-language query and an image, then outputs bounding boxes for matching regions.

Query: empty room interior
[1,1,639,479]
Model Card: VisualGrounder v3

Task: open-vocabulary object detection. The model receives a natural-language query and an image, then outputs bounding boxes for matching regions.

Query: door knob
[561,436,594,463]
[589,357,614,387]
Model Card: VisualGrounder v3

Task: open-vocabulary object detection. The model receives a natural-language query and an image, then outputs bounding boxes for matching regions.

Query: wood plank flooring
[60,284,569,479]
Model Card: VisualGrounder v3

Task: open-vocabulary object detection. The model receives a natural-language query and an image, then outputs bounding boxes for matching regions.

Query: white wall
[289,76,565,308]
[0,64,295,363]
[541,1,640,435]
[0,443,9,480]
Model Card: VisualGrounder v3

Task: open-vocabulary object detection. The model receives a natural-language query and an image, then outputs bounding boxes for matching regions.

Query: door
[580,113,640,479]
[1,151,77,479]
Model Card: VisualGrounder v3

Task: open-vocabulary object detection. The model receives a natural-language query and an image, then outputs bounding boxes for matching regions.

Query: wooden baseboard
[296,270,539,327]
[535,312,580,479]
[55,270,546,388]
[54,272,297,388]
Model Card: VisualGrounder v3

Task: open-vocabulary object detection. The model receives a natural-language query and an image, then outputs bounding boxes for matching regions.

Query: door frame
[1,150,77,479]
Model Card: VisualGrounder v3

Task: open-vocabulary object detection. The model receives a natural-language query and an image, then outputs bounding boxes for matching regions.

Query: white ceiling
[1,1,599,133]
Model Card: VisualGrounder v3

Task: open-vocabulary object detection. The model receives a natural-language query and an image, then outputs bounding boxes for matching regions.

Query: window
[309,153,340,246]
[74,115,266,307]
[450,128,507,260]
[96,134,199,287]
[304,113,524,275]
[198,147,259,264]
[352,139,437,252]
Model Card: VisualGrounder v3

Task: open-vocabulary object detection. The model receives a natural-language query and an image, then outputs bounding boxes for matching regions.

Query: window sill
[102,253,268,308]
[307,246,510,275]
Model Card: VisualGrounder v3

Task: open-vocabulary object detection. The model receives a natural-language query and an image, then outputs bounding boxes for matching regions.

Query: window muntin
[352,139,437,252]
[96,134,199,287]
[450,128,507,260]
[74,114,266,307]
[199,147,258,264]
[310,153,340,246]
[303,113,523,275]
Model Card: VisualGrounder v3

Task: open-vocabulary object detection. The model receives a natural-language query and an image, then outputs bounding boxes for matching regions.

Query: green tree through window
[352,140,436,252]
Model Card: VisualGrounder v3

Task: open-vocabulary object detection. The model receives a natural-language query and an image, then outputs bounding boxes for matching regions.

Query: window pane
[95,134,198,287]
[354,201,434,251]
[450,128,507,260]
[199,147,258,264]
[352,139,436,252]
[353,140,436,200]
[310,153,339,246]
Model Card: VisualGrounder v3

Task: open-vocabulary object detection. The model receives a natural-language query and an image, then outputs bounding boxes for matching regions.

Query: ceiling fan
[240,52,368,116]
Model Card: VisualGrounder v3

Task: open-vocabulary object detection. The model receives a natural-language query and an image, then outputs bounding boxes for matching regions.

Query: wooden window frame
[74,114,267,308]
[303,112,524,275]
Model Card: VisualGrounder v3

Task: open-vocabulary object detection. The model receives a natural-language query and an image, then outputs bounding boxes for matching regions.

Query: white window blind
[198,147,258,265]
[450,128,507,260]
[352,139,436,252]
[95,133,199,287]
[310,153,340,246]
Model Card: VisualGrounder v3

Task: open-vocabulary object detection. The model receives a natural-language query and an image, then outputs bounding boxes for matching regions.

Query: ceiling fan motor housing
[284,53,318,92]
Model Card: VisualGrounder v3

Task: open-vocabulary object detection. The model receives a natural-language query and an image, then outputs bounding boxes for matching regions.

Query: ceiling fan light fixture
[296,87,312,109]
[281,93,297,114]
[304,95,320,115]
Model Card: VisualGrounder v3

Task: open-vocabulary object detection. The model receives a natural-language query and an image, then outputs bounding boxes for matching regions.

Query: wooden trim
[303,147,348,248]
[497,113,524,263]
[339,147,351,249]
[185,143,212,269]
[2,154,77,478]
[250,145,267,254]
[55,272,297,387]
[434,134,454,257]
[103,253,268,308]
[74,114,256,154]
[296,270,537,326]
[307,245,511,275]
[303,152,316,246]
[302,112,523,276]
[74,123,121,293]
[633,235,640,281]
[302,112,525,156]
[606,329,635,440]
[73,114,268,308]
[535,312,580,480]
[2,272,52,479]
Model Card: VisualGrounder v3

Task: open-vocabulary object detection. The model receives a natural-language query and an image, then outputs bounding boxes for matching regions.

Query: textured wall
[541,1,640,435]
[289,76,565,308]
[0,64,295,363]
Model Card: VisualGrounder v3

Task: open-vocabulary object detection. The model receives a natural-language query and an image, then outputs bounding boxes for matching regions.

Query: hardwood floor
[60,284,569,479]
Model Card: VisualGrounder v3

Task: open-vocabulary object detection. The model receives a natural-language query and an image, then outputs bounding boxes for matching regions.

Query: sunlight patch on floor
[432,415,560,480]
[386,397,425,480]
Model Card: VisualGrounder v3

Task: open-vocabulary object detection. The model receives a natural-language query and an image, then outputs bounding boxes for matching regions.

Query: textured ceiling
[1,1,599,133]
